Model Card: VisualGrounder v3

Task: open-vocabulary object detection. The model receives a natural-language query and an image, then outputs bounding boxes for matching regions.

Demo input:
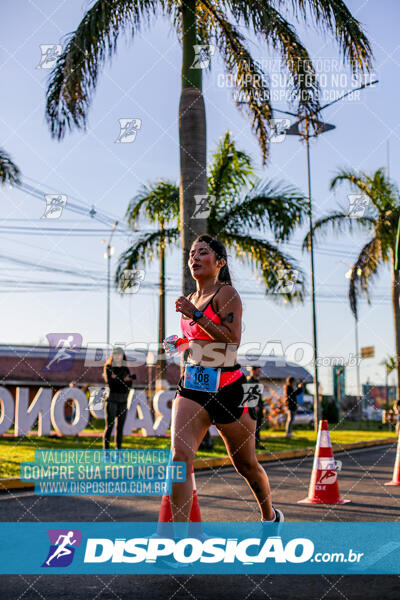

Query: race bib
[184,365,221,393]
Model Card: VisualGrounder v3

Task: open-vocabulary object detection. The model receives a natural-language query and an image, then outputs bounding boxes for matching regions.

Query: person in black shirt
[284,376,303,439]
[102,347,134,449]
[247,366,265,449]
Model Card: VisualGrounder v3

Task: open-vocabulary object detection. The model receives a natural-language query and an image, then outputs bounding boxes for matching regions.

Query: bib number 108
[194,372,209,384]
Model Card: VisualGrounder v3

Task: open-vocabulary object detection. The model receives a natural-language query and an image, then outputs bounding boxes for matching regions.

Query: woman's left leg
[115,403,128,449]
[217,412,274,520]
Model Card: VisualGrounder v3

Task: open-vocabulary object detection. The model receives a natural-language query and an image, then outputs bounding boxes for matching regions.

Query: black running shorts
[175,373,256,424]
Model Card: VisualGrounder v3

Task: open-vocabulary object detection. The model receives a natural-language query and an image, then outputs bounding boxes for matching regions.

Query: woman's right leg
[103,401,116,449]
[170,395,211,521]
[285,410,295,437]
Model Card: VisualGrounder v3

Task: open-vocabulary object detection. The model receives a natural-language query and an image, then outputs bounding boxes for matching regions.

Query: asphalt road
[1,444,400,599]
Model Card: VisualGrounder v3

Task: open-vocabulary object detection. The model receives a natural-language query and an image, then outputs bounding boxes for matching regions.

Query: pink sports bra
[180,288,223,341]
[180,286,244,389]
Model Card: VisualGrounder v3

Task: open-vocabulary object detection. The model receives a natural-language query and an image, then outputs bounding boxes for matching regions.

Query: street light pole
[103,221,118,349]
[355,316,361,397]
[277,80,378,433]
[286,118,335,431]
[305,122,321,429]
[342,262,362,397]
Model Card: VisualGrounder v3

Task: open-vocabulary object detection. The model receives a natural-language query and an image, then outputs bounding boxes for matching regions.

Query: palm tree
[304,167,400,401]
[120,180,180,387]
[0,148,20,186]
[44,0,372,295]
[116,131,309,383]
[381,354,396,407]
[382,355,396,376]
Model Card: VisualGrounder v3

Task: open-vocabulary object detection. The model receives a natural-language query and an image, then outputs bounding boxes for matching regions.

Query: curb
[192,437,396,471]
[0,437,396,491]
[0,479,34,492]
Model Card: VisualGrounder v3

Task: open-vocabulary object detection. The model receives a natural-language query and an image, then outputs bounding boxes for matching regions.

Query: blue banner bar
[0,523,399,574]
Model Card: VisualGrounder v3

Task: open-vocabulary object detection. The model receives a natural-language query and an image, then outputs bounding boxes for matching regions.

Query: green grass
[0,424,396,478]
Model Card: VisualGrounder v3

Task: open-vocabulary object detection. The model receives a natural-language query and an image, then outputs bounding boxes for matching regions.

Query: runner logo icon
[42,529,82,568]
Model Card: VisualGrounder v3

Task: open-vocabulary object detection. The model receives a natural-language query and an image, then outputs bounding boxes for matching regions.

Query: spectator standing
[247,365,265,450]
[102,347,134,449]
[284,376,303,439]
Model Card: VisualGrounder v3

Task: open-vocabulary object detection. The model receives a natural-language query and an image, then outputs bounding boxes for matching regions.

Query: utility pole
[102,221,118,349]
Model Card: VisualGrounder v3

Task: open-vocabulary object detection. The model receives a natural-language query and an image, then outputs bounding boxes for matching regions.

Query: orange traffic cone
[157,468,202,536]
[189,469,202,522]
[298,420,350,505]
[384,431,400,486]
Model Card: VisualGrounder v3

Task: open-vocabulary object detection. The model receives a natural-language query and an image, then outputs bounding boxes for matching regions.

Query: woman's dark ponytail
[194,234,232,286]
[218,262,232,286]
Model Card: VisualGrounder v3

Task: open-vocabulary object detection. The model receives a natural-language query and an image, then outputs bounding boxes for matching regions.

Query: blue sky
[0,0,399,395]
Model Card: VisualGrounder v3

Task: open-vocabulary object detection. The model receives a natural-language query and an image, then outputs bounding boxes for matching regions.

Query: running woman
[164,234,283,523]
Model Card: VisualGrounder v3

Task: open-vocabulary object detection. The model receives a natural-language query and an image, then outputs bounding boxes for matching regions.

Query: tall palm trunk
[392,260,400,402]
[179,0,207,296]
[156,224,166,389]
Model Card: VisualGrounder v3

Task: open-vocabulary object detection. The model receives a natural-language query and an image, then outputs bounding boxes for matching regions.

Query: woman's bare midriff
[187,339,238,368]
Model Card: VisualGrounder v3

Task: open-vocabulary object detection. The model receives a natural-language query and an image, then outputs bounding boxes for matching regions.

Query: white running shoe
[272,506,284,522]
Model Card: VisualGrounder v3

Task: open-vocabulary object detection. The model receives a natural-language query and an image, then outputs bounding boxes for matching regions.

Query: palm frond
[281,0,373,72]
[349,236,382,319]
[171,0,212,55]
[196,0,212,51]
[381,354,396,374]
[0,148,21,185]
[126,180,179,228]
[207,131,254,205]
[46,0,160,139]
[369,168,400,212]
[220,232,306,303]
[115,227,179,289]
[218,179,307,241]
[230,0,320,118]
[328,167,400,249]
[330,168,373,196]
[200,0,273,163]
[303,211,375,251]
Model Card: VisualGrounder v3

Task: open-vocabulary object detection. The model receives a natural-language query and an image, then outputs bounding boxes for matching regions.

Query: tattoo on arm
[221,312,234,323]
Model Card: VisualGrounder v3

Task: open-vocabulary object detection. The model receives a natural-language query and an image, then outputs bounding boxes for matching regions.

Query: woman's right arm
[103,365,110,384]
